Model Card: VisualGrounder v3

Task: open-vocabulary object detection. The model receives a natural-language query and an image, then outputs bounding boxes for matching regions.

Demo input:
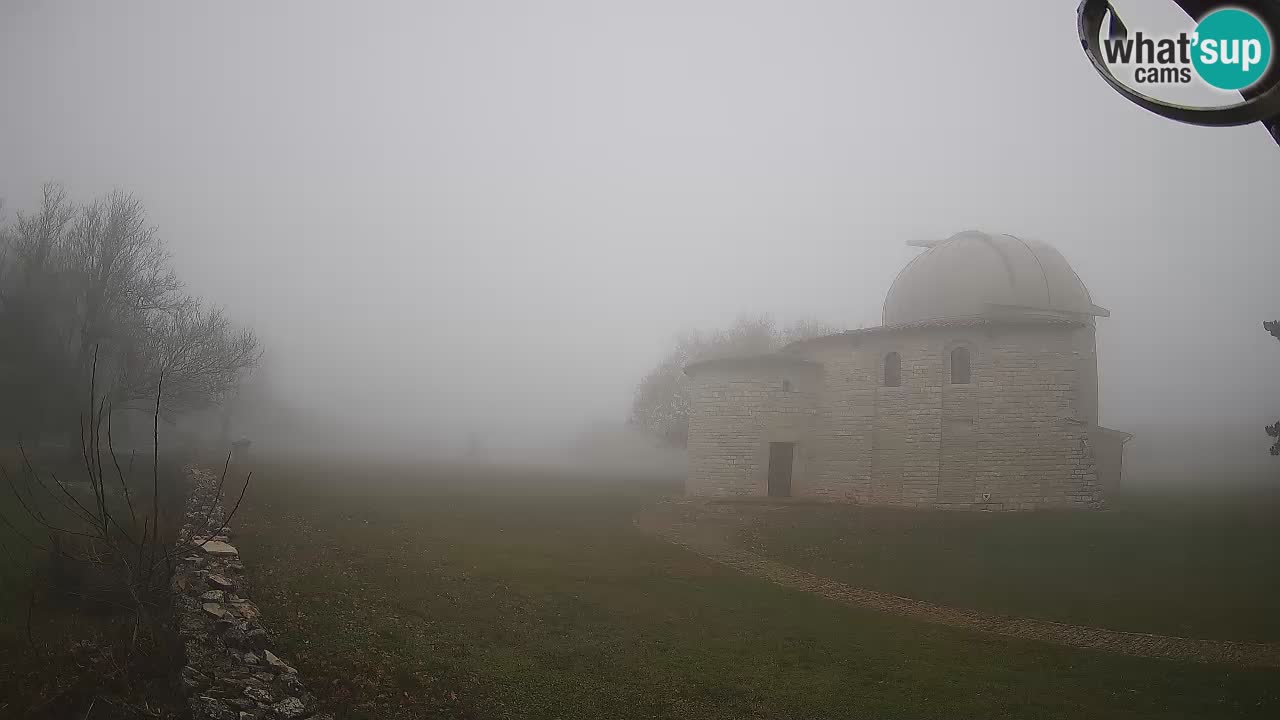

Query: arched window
[883,352,901,387]
[951,347,971,385]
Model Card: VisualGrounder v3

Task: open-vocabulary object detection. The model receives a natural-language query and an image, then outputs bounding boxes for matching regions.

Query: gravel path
[634,499,1280,668]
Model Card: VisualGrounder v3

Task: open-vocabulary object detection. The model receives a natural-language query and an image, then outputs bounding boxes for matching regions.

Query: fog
[2,1,1277,481]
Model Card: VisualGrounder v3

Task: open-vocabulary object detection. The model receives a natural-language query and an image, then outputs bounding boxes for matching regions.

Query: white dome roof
[882,231,1108,326]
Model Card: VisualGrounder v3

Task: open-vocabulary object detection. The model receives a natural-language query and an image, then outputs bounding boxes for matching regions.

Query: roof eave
[683,354,823,377]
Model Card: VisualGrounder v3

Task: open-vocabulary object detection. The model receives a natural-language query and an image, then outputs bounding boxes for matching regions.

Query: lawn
[233,458,1280,720]
[738,494,1280,642]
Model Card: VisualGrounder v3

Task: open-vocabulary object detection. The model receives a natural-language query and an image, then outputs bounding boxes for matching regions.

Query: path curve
[634,499,1280,668]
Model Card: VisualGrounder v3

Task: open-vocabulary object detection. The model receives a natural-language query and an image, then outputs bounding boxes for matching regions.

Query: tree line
[0,183,260,446]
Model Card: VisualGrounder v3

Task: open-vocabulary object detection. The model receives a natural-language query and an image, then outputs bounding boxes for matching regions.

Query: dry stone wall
[173,466,330,720]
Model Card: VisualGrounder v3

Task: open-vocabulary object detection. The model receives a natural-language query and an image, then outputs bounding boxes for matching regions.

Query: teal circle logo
[1192,8,1272,90]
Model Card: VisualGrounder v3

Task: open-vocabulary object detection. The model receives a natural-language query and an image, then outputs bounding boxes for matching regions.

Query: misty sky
[2,1,1278,456]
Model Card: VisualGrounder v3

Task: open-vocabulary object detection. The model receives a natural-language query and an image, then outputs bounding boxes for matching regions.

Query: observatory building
[684,231,1130,510]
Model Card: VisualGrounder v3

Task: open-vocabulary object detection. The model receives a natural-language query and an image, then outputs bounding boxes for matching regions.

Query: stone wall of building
[686,360,820,497]
[686,322,1105,510]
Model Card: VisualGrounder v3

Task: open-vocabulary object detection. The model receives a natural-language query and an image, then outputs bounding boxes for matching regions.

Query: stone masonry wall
[969,329,1101,509]
[687,323,1104,509]
[173,466,331,720]
[686,365,819,497]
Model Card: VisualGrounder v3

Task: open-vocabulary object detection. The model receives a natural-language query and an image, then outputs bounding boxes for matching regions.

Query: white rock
[199,541,239,556]
[262,649,296,674]
[207,573,235,591]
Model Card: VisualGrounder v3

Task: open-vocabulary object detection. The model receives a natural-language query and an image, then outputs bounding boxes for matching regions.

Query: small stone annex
[684,231,1131,510]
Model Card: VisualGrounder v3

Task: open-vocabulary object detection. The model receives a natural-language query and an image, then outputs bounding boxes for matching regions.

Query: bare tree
[116,297,261,418]
[61,190,182,382]
[630,314,838,447]
[0,185,80,442]
[0,184,261,441]
[0,352,252,651]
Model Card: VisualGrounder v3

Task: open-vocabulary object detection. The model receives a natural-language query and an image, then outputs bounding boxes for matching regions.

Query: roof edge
[1093,425,1134,443]
[782,316,1088,352]
[684,353,823,377]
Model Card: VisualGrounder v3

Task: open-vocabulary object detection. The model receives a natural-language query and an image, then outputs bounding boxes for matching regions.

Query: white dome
[882,231,1108,326]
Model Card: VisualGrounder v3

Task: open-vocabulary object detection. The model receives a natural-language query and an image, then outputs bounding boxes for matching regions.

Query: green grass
[234,458,1280,720]
[738,495,1280,642]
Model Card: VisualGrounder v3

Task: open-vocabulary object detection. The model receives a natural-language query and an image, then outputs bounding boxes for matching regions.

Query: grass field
[233,458,1280,720]
[738,495,1280,642]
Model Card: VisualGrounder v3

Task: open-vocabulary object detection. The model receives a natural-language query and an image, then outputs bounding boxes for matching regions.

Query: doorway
[767,442,794,497]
